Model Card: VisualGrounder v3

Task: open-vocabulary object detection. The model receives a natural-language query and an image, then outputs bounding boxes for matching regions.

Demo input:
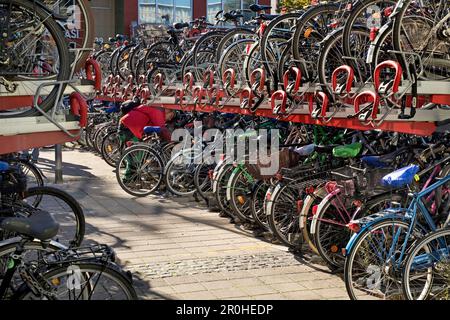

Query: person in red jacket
[120,105,174,142]
[118,105,175,182]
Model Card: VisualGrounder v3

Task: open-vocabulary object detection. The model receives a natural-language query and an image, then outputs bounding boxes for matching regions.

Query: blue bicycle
[343,160,450,300]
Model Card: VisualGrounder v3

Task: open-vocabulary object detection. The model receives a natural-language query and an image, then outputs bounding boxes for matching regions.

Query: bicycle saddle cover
[293,144,316,156]
[250,4,272,12]
[361,156,390,168]
[333,143,362,159]
[143,126,161,134]
[381,164,419,188]
[0,210,59,241]
[104,105,120,114]
[0,161,9,172]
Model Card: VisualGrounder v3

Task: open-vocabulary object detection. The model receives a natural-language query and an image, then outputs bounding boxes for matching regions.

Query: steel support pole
[55,144,63,184]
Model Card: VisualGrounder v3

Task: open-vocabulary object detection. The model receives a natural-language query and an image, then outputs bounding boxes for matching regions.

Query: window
[138,0,192,24]
[207,0,258,23]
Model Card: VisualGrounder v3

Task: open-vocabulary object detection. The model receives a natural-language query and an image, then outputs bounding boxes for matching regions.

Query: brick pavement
[37,147,348,300]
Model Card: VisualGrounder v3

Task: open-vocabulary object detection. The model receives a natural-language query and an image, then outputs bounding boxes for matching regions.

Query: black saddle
[0,210,59,241]
[249,4,272,12]
[257,13,279,21]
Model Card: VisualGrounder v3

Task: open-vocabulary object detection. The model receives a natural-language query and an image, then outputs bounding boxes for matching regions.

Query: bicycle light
[346,221,361,233]
[312,205,319,215]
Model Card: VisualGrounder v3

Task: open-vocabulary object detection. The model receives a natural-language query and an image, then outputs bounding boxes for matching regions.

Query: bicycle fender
[300,186,327,230]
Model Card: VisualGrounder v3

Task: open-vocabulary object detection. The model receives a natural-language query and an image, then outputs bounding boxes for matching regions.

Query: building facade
[90,0,272,38]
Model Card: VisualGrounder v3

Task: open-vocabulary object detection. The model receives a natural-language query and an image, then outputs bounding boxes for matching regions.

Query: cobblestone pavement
[37,147,348,300]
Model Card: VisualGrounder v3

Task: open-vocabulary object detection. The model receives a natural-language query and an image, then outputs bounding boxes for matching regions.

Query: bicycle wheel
[215,27,257,62]
[116,145,164,197]
[317,27,370,97]
[19,261,137,300]
[250,180,270,231]
[392,0,449,80]
[299,187,327,255]
[163,149,197,197]
[314,192,403,270]
[291,2,339,82]
[227,167,255,223]
[16,186,85,247]
[260,12,301,84]
[342,0,397,68]
[193,161,214,200]
[344,219,420,300]
[218,38,257,93]
[94,123,115,154]
[214,164,236,218]
[266,182,304,248]
[0,240,66,299]
[402,227,450,300]
[192,30,227,71]
[16,159,44,188]
[0,0,70,118]
[116,44,135,81]
[44,0,95,72]
[94,49,113,81]
[101,131,122,168]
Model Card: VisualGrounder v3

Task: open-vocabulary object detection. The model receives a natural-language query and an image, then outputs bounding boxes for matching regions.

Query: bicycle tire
[116,145,165,197]
[0,0,70,118]
[18,261,137,300]
[402,227,450,300]
[19,186,86,247]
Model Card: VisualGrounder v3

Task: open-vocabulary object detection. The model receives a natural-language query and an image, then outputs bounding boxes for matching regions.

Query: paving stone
[171,283,207,294]
[36,149,348,300]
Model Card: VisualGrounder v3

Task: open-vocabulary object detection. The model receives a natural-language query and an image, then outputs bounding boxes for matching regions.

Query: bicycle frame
[344,174,450,270]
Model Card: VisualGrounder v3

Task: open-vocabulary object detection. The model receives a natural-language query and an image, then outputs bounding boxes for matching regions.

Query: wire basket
[244,148,303,180]
[330,165,393,196]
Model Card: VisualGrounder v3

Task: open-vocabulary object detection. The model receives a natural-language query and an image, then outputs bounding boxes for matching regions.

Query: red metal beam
[0,96,34,110]
[0,131,80,155]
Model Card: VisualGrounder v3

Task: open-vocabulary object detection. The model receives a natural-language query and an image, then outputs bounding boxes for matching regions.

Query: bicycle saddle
[381,164,419,188]
[361,147,408,168]
[0,210,59,241]
[257,13,279,20]
[314,145,338,154]
[249,4,272,12]
[106,105,120,114]
[143,126,161,134]
[332,143,362,159]
[293,144,316,156]
[173,22,189,30]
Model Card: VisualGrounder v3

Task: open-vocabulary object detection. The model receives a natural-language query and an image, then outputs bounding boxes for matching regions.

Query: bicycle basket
[330,166,393,196]
[244,148,302,180]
